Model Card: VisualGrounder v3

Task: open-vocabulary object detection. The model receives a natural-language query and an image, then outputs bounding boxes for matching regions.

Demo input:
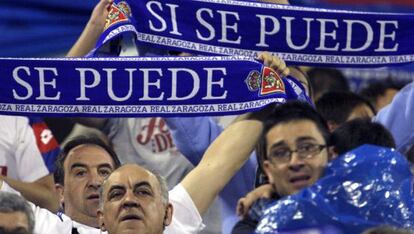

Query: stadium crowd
[1,0,414,234]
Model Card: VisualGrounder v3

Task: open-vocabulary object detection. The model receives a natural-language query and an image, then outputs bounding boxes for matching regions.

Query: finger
[236,198,246,217]
[273,59,290,77]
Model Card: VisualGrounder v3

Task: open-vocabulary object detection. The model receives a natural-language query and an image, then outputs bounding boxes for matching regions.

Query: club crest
[245,70,261,91]
[245,67,285,95]
[260,67,285,96]
[104,1,132,30]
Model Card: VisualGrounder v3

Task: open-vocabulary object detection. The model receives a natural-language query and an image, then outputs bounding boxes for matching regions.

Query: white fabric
[0,116,49,182]
[166,184,205,234]
[103,118,194,189]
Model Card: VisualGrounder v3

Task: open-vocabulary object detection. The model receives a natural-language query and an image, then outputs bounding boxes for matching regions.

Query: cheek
[308,157,328,174]
[268,164,287,182]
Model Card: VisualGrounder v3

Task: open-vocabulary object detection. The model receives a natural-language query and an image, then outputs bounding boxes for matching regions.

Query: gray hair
[151,170,169,206]
[98,167,169,209]
[0,192,35,234]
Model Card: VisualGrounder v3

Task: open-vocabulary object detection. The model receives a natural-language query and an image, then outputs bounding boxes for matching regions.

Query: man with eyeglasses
[232,100,332,233]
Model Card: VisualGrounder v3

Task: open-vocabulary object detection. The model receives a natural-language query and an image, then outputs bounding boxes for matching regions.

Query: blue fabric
[374,80,414,153]
[0,56,304,117]
[95,0,414,67]
[256,145,414,233]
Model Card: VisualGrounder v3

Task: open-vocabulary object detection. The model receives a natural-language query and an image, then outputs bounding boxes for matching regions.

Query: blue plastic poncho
[256,145,414,234]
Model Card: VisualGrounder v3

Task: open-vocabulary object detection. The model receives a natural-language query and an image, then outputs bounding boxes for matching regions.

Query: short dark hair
[307,67,349,100]
[54,135,121,185]
[256,101,330,168]
[255,101,329,186]
[0,192,35,234]
[330,118,396,155]
[316,91,375,126]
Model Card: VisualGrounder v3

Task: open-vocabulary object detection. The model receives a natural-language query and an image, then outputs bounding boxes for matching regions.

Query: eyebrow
[98,163,114,170]
[134,181,153,190]
[268,141,288,151]
[268,136,318,150]
[70,162,113,171]
[295,136,318,144]
[70,163,87,171]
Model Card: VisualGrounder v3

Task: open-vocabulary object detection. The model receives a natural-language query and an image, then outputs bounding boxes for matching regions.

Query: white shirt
[0,116,49,182]
[0,182,204,234]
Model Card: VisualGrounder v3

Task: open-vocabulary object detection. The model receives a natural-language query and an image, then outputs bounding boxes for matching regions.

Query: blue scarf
[94,0,414,67]
[0,56,307,117]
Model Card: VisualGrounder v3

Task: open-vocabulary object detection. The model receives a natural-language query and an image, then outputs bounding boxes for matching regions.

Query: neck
[66,209,98,228]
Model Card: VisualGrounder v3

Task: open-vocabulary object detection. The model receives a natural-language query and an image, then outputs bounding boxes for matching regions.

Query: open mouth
[289,175,311,187]
[121,214,142,222]
[87,194,100,200]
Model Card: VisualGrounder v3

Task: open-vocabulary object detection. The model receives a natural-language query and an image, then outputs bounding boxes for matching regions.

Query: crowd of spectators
[1,0,414,234]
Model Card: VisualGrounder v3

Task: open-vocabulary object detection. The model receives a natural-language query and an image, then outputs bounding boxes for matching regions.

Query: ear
[163,203,174,227]
[328,146,338,160]
[55,183,65,206]
[97,209,106,232]
[262,160,275,185]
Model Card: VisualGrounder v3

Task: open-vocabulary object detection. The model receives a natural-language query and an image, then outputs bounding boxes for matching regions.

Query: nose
[87,170,103,189]
[122,190,139,209]
[288,152,305,171]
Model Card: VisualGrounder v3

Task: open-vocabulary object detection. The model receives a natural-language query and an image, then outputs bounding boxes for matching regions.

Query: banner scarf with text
[95,0,414,67]
[0,56,309,117]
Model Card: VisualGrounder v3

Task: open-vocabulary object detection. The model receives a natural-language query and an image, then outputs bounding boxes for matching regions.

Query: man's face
[62,144,115,226]
[263,120,328,197]
[0,211,30,234]
[98,164,172,234]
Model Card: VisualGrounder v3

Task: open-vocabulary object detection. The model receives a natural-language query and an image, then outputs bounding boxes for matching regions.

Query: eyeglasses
[268,143,326,164]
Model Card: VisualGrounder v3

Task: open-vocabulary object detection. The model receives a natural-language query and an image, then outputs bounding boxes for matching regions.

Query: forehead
[104,165,159,193]
[64,144,114,169]
[266,120,325,145]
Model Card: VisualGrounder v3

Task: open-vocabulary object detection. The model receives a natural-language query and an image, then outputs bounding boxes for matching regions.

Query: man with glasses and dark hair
[233,101,332,233]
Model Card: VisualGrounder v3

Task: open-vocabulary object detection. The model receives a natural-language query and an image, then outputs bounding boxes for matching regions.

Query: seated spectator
[0,192,35,234]
[360,79,402,112]
[316,91,375,131]
[307,67,350,101]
